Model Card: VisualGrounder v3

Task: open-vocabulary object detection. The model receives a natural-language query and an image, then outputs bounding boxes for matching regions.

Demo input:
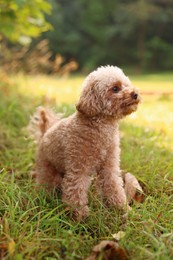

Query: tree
[117,0,173,69]
[0,0,52,44]
[43,0,120,69]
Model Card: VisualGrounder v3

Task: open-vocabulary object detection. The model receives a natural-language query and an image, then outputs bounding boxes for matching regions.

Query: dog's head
[76,65,141,119]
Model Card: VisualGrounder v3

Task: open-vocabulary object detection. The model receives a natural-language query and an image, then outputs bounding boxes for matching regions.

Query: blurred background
[1,0,173,75]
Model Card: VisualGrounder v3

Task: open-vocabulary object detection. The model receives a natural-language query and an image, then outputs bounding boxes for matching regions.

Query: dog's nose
[131,92,138,100]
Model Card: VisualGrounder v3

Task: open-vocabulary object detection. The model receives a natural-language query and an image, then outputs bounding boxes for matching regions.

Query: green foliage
[1,0,173,71]
[42,0,173,71]
[0,0,52,43]
[147,37,173,69]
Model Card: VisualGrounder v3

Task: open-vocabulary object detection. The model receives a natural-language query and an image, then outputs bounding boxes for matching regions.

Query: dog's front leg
[98,171,127,209]
[97,158,128,210]
[61,171,91,220]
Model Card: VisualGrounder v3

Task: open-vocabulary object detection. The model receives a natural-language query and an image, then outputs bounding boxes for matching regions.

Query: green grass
[0,71,173,259]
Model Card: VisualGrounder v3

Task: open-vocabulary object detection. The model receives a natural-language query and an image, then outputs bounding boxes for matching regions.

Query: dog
[29,65,142,220]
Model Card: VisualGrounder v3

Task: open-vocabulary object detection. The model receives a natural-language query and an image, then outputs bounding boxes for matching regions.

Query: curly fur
[29,65,142,220]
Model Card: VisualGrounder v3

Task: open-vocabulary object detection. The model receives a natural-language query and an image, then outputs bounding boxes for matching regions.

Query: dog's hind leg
[33,155,63,192]
[123,172,144,203]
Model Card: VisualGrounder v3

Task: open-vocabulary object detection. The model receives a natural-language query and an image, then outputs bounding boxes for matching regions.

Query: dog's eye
[112,86,120,93]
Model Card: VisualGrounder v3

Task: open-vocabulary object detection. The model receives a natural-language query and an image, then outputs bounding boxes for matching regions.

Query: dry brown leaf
[0,242,8,250]
[86,240,128,260]
[133,190,145,203]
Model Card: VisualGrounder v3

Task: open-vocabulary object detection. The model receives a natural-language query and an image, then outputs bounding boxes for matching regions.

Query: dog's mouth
[121,99,140,108]
[120,99,140,115]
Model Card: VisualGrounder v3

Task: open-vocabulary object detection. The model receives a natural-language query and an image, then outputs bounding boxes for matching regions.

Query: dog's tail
[28,107,62,143]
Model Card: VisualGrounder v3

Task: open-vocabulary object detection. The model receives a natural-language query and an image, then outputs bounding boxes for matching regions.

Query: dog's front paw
[72,205,89,221]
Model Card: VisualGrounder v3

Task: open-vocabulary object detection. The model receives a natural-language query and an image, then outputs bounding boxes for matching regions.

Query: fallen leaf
[0,236,15,258]
[112,231,125,241]
[86,240,128,260]
[0,242,8,250]
[133,190,145,203]
[8,239,15,256]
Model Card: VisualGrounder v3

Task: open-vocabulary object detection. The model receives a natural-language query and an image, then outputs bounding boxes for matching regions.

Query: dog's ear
[76,81,102,117]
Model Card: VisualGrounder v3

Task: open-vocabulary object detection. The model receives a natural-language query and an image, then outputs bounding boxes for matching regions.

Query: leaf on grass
[8,238,15,255]
[133,190,145,203]
[0,242,8,250]
[0,237,15,257]
[112,231,126,241]
[86,240,128,260]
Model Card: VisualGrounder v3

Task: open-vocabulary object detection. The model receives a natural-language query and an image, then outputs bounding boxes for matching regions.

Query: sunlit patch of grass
[10,72,173,104]
[131,73,173,91]
[126,99,173,148]
[12,73,84,104]
[0,72,173,259]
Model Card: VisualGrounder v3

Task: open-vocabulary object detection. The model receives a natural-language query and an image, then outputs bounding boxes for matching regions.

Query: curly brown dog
[29,65,143,220]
